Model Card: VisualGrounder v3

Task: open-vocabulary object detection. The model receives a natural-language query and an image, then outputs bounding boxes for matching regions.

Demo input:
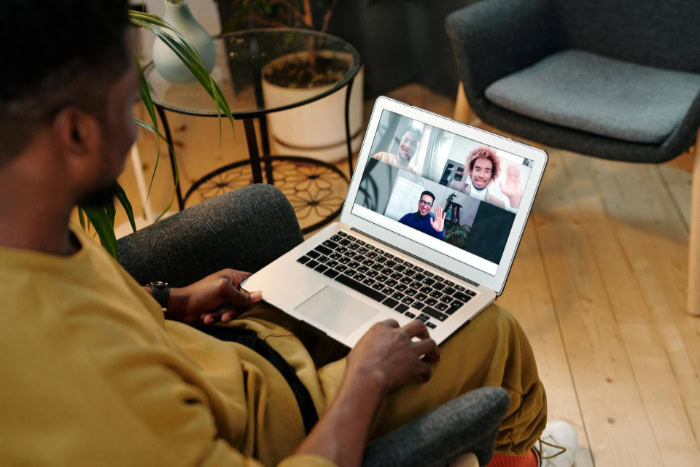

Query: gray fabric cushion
[118,184,303,287]
[362,386,510,467]
[485,49,700,144]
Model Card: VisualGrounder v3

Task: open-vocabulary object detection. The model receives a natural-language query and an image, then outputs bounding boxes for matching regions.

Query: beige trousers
[244,303,547,456]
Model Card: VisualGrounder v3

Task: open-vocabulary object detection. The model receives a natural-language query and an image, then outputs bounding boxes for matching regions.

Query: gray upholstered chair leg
[117,184,303,287]
[362,387,510,467]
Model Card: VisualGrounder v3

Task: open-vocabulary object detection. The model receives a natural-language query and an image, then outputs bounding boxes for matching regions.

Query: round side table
[144,28,362,233]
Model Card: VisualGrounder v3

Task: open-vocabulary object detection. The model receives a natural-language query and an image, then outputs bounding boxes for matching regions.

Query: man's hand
[500,165,523,209]
[346,319,440,396]
[294,319,440,465]
[430,207,447,233]
[164,269,262,324]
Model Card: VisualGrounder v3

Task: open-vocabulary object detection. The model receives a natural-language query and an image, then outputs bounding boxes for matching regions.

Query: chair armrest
[445,0,561,101]
[362,386,510,467]
[117,184,303,287]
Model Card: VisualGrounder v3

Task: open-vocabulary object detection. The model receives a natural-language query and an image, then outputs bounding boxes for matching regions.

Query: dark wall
[327,0,478,97]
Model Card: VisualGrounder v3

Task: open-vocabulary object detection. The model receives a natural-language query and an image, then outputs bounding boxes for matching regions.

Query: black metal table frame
[150,33,360,234]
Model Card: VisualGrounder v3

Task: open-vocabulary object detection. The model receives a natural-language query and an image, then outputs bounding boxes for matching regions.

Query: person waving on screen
[398,191,446,240]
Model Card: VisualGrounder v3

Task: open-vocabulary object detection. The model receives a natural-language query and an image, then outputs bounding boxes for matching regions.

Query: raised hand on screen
[430,207,446,232]
[500,164,523,209]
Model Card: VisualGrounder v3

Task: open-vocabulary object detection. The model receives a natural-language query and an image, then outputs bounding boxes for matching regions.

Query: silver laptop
[242,97,547,347]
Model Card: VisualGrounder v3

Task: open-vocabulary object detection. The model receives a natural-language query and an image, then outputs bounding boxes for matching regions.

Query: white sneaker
[534,420,578,467]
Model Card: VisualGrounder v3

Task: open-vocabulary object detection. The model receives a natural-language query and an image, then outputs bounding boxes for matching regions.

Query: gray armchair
[446,0,700,315]
[117,185,510,466]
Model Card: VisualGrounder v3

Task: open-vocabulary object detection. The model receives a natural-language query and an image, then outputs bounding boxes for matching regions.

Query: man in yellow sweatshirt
[0,2,577,466]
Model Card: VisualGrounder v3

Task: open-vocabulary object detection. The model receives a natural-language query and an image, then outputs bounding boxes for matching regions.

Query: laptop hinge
[350,228,481,288]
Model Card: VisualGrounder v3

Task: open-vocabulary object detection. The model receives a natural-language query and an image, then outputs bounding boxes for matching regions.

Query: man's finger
[223,280,262,307]
[416,362,433,383]
[402,319,430,338]
[415,338,440,363]
[380,319,400,329]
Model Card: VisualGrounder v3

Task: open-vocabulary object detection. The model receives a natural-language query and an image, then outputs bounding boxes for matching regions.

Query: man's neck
[0,149,77,256]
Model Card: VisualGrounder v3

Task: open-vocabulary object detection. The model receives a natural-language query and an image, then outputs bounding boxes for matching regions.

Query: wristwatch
[149,281,170,310]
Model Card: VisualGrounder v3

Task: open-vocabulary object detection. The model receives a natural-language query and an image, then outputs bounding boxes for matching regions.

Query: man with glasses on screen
[398,191,446,240]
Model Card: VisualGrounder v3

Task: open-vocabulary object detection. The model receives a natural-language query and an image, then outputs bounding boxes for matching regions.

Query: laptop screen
[350,109,535,276]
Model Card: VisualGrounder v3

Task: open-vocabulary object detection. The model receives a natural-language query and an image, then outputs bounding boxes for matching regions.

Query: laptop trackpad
[295,286,378,337]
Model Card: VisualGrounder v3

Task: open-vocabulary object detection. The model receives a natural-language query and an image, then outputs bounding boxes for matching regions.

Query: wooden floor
[119,84,700,466]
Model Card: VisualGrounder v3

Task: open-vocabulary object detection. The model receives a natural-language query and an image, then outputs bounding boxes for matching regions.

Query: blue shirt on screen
[398,212,444,240]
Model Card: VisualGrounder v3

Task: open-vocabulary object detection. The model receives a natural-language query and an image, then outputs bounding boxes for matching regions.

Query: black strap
[195,326,319,434]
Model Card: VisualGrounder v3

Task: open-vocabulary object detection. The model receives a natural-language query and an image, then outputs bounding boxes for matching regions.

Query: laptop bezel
[339,96,547,295]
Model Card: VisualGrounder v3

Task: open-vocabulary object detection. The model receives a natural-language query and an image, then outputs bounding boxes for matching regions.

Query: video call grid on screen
[352,109,534,276]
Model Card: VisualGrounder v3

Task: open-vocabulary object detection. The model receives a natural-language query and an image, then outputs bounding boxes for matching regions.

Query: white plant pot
[262,51,364,164]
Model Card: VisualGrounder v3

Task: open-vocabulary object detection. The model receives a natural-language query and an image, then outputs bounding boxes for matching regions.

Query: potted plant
[80,9,233,259]
[219,0,364,163]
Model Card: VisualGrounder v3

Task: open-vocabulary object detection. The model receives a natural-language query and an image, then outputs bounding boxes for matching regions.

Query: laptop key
[383,297,399,309]
[466,290,477,296]
[453,292,472,302]
[337,231,347,237]
[355,273,367,282]
[356,240,366,246]
[345,251,357,259]
[400,276,413,285]
[413,273,425,281]
[344,270,356,278]
[433,282,446,291]
[357,266,369,274]
[446,301,463,315]
[394,265,406,273]
[367,270,379,278]
[423,306,448,321]
[455,284,465,292]
[420,286,432,294]
[358,247,368,255]
[375,256,387,263]
[362,278,376,287]
[440,295,454,304]
[416,293,428,302]
[307,250,321,259]
[395,304,409,313]
[372,282,386,292]
[338,239,351,246]
[339,257,350,265]
[395,284,408,292]
[413,302,425,311]
[405,288,417,297]
[385,279,398,288]
[417,313,430,323]
[317,256,329,264]
[327,260,339,268]
[423,271,434,277]
[366,252,378,259]
[336,265,348,273]
[401,296,415,306]
[384,260,397,268]
[426,322,436,329]
[306,259,319,269]
[315,264,328,273]
[423,278,436,286]
[324,269,339,279]
[335,274,387,302]
[330,252,342,260]
[403,269,416,277]
[425,298,438,306]
[366,244,375,250]
[404,311,416,319]
[336,246,348,254]
[315,245,333,255]
[297,256,311,264]
[390,272,403,280]
[392,291,405,300]
[371,263,384,271]
[443,286,456,296]
[376,274,388,283]
[382,267,394,275]
[444,280,455,287]
[430,290,443,299]
[330,235,342,242]
[433,275,445,282]
[394,258,404,264]
[436,302,449,312]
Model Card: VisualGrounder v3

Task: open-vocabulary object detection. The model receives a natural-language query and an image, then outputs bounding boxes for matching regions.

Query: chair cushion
[485,50,700,144]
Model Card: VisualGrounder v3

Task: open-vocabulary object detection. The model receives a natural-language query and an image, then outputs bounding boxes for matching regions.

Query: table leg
[258,117,274,184]
[244,118,265,184]
[345,76,356,176]
[156,105,185,210]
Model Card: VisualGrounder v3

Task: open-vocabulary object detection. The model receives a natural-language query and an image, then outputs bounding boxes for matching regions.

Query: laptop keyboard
[296,231,477,329]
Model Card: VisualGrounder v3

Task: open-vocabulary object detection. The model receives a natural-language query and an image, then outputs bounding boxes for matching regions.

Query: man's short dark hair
[420,190,435,203]
[0,0,131,165]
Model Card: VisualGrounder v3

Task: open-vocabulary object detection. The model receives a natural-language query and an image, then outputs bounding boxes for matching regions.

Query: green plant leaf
[114,183,137,233]
[129,11,234,131]
[81,206,118,259]
[77,207,86,230]
[134,59,164,202]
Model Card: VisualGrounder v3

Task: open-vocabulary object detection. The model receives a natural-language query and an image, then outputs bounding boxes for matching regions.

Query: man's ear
[52,107,101,164]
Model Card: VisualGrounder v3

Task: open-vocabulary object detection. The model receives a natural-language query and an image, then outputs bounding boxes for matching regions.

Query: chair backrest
[552,0,700,73]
